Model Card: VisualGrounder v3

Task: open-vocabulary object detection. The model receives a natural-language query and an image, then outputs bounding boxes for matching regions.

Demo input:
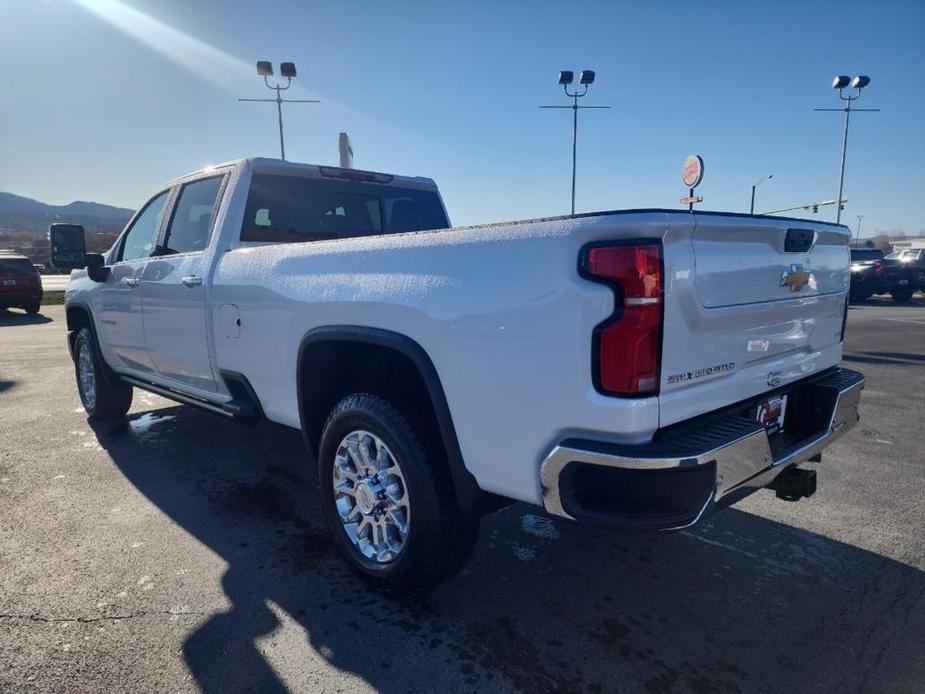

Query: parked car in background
[849,249,884,263]
[878,248,925,303]
[849,248,884,302]
[851,247,925,303]
[0,252,43,314]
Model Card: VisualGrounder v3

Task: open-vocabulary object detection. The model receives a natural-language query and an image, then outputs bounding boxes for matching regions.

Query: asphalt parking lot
[1,299,923,693]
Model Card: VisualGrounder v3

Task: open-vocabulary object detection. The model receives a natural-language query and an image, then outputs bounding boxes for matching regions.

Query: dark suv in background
[849,247,925,303]
[0,253,43,315]
[849,248,884,302]
[878,249,925,303]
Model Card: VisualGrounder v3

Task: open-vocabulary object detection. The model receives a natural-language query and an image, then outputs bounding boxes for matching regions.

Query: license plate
[2,279,15,286]
[756,394,787,435]
[899,279,909,285]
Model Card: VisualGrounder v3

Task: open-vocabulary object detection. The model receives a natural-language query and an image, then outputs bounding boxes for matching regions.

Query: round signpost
[681,154,705,211]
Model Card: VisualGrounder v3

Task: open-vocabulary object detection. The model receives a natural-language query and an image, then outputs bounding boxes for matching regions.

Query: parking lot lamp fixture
[814,75,878,224]
[750,174,773,215]
[239,61,320,161]
[540,70,611,216]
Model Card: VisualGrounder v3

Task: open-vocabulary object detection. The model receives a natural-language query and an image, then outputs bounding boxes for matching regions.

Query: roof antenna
[339,133,354,169]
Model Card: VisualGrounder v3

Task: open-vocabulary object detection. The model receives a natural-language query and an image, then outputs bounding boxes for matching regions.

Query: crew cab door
[96,190,170,374]
[140,175,225,393]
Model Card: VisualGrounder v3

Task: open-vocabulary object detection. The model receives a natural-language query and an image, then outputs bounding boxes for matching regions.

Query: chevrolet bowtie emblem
[780,264,812,292]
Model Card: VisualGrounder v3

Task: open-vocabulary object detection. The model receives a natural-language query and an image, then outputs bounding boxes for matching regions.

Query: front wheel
[318,393,479,594]
[74,327,133,420]
[891,288,913,304]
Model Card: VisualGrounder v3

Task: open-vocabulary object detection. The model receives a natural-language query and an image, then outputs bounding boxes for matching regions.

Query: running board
[119,376,258,420]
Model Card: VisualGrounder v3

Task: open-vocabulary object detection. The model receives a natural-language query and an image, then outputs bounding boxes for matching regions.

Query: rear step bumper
[540,367,864,530]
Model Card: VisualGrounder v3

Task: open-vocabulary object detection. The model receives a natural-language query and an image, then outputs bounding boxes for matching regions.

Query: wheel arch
[65,301,118,385]
[297,326,489,514]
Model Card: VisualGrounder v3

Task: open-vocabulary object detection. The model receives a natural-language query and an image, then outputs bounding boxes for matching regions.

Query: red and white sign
[682,154,704,189]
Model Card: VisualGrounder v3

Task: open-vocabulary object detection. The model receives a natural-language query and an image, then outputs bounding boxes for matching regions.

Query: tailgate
[659,213,850,428]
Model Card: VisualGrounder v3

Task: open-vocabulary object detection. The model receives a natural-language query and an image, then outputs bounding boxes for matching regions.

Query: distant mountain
[0,191,133,219]
[0,191,133,235]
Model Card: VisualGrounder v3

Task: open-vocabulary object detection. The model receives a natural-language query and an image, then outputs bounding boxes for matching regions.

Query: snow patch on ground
[521,514,561,540]
[129,412,177,436]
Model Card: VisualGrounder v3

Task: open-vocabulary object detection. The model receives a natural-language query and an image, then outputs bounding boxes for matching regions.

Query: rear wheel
[318,393,479,594]
[74,327,133,420]
[24,301,40,315]
[891,288,913,304]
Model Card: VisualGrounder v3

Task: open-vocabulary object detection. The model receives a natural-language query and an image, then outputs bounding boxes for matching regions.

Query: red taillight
[582,242,662,396]
[874,260,883,277]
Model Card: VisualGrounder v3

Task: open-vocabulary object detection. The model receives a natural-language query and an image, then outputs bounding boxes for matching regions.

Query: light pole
[814,75,879,224]
[239,61,320,161]
[540,70,611,216]
[856,214,864,240]
[749,174,773,215]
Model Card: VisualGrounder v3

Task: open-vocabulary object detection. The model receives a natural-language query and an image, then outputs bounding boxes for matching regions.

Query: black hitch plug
[767,467,817,502]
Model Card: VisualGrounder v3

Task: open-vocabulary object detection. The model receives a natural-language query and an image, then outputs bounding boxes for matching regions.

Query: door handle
[122,277,140,288]
[181,275,203,288]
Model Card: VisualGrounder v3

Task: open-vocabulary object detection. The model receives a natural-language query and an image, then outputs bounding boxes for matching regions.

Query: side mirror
[85,253,110,282]
[49,224,87,270]
[49,224,110,282]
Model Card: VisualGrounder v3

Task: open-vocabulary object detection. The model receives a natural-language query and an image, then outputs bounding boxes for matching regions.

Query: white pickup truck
[52,158,864,592]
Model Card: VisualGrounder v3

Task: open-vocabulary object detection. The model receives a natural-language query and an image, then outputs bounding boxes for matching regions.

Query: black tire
[73,326,133,420]
[318,393,479,594]
[891,288,913,304]
[24,301,40,315]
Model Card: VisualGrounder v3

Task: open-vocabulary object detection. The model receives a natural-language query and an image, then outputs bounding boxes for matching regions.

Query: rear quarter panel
[212,213,670,504]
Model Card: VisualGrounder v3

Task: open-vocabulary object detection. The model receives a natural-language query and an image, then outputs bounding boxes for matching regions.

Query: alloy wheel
[77,342,96,411]
[332,430,411,564]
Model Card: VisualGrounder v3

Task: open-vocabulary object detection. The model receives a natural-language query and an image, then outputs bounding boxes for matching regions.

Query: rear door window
[160,176,224,255]
[241,173,448,243]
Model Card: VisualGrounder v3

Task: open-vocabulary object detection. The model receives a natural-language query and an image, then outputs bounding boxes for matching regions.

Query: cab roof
[169,157,440,193]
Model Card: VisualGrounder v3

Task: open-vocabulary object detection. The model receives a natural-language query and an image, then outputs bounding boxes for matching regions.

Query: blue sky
[1,0,923,235]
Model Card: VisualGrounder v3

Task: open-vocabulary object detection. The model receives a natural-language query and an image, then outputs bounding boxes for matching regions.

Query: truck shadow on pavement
[90,405,925,694]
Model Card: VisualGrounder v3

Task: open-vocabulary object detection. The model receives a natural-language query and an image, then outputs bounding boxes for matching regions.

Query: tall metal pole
[540,73,610,217]
[835,99,851,224]
[275,85,286,160]
[571,95,578,216]
[749,174,773,214]
[239,63,320,162]
[815,76,878,226]
[855,214,863,240]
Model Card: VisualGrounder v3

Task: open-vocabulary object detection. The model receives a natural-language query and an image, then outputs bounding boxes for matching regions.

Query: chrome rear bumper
[540,367,864,530]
